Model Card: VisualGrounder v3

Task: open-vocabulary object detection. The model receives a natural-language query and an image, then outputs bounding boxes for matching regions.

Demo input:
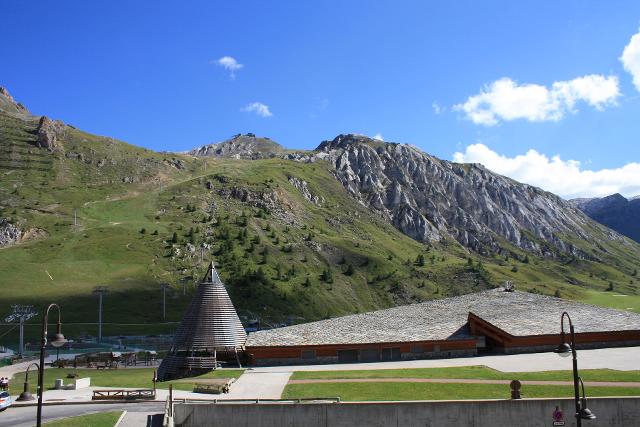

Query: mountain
[188,133,286,159]
[571,194,640,243]
[313,134,625,259]
[1,86,639,343]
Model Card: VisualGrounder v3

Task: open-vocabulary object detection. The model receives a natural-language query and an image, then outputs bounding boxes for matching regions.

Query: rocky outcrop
[313,134,613,258]
[0,86,30,116]
[0,219,22,247]
[36,116,64,151]
[571,194,640,243]
[188,133,285,159]
[287,176,324,206]
[217,186,297,224]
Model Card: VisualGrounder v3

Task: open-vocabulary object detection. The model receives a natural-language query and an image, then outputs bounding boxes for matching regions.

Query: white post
[18,317,24,357]
[98,292,103,343]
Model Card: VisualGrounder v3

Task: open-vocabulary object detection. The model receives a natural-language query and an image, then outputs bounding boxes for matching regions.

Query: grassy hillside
[0,110,639,345]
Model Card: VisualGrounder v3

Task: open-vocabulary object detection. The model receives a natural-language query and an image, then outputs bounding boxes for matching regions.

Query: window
[411,344,424,353]
[301,350,316,359]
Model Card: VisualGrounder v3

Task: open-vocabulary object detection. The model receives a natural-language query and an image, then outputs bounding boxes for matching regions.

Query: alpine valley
[1,87,639,340]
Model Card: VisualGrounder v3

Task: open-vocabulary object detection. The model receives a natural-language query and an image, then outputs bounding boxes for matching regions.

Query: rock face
[571,194,640,243]
[0,219,22,247]
[287,176,325,206]
[36,116,64,151]
[188,133,285,159]
[314,134,611,257]
[0,86,30,116]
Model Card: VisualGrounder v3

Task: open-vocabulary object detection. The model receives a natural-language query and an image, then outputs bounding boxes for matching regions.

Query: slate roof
[245,288,640,347]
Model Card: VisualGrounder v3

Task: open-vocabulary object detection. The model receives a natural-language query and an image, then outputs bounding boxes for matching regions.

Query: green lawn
[578,289,640,314]
[43,411,123,427]
[9,367,244,395]
[290,366,640,382]
[282,382,640,401]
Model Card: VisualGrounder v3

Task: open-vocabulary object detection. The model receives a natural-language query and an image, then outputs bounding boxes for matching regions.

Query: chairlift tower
[4,305,37,358]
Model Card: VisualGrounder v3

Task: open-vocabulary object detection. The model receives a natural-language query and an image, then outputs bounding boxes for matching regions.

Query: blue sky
[2,1,640,198]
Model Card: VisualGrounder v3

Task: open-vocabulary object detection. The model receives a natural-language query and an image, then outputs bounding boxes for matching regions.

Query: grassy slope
[1,110,639,343]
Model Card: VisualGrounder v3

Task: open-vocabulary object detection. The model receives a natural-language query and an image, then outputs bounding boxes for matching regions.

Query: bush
[343,263,354,276]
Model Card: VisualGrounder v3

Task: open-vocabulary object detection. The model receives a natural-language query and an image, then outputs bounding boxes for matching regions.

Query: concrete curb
[114,410,128,427]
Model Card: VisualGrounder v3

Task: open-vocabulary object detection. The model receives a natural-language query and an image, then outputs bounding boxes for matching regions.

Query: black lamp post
[554,311,596,426]
[36,304,67,427]
[16,362,39,401]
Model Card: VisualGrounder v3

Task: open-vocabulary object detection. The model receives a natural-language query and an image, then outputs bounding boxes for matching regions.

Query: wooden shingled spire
[157,262,247,380]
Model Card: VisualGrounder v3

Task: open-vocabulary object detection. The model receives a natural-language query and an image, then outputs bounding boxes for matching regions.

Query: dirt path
[288,378,640,387]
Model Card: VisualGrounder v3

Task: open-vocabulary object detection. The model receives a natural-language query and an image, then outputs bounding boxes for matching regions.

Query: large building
[245,288,640,366]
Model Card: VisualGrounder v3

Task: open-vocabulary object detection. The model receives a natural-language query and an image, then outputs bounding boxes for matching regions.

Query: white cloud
[432,102,445,115]
[241,102,273,118]
[215,56,243,78]
[621,28,640,92]
[455,75,620,125]
[453,143,640,199]
[372,133,384,141]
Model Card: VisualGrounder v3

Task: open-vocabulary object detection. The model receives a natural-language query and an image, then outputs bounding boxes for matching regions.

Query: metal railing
[91,389,156,400]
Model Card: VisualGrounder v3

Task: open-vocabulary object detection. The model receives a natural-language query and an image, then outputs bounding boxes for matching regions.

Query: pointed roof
[169,263,247,351]
[202,262,222,284]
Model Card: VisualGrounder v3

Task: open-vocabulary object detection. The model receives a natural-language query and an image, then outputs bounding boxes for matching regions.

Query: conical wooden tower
[158,263,247,380]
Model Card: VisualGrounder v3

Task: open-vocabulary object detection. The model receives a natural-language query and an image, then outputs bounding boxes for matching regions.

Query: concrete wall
[173,397,640,427]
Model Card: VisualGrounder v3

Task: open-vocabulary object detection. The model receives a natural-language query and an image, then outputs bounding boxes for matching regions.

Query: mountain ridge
[1,86,639,337]
[571,194,640,243]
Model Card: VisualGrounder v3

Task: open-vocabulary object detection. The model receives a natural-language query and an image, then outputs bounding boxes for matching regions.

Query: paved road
[0,402,164,427]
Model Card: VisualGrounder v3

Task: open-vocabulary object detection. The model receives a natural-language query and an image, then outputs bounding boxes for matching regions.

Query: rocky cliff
[313,134,620,258]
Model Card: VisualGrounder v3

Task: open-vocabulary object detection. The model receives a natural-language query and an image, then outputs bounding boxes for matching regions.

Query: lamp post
[36,304,67,427]
[16,362,39,401]
[554,311,596,426]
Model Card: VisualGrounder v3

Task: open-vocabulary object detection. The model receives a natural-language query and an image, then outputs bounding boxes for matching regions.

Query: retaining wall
[173,397,640,427]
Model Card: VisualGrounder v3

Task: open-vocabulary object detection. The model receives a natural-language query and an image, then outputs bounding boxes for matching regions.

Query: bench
[192,379,235,395]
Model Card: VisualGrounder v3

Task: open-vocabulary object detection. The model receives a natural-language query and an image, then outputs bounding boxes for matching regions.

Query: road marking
[115,410,127,427]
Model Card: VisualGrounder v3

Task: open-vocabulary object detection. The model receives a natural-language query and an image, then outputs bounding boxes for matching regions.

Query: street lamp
[578,377,597,420]
[16,362,39,401]
[554,311,596,426]
[36,304,67,427]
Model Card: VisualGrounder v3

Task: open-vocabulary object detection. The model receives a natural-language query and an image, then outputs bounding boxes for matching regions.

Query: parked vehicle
[0,391,12,411]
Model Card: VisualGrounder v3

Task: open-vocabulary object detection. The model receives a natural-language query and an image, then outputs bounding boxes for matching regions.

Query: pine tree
[344,263,354,276]
[415,254,425,267]
[171,232,178,244]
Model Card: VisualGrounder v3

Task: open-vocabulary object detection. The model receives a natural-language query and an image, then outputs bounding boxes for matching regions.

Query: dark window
[381,347,401,361]
[337,349,359,363]
[359,349,380,362]
[410,344,424,353]
[301,350,316,359]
